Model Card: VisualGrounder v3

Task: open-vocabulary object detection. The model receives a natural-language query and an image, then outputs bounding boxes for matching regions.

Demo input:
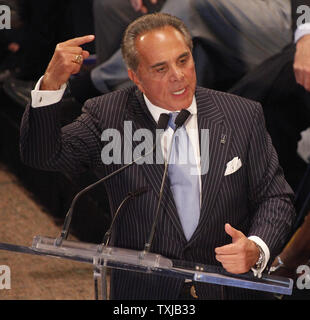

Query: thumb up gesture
[215,223,260,274]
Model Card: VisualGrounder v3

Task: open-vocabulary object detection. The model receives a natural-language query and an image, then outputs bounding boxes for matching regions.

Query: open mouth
[172,87,186,96]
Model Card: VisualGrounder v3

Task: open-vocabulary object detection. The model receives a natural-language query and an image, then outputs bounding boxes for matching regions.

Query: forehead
[135,26,190,64]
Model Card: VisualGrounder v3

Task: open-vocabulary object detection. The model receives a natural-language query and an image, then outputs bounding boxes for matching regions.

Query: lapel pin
[220,134,227,144]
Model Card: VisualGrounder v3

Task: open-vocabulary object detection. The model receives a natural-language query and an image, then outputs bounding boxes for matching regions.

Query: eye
[179,56,188,65]
[155,66,167,73]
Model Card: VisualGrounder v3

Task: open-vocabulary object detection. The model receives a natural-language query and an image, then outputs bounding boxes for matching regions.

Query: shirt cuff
[248,236,270,278]
[31,76,67,108]
[295,23,310,43]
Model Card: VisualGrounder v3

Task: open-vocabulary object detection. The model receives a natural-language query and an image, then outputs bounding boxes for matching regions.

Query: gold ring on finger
[73,54,83,64]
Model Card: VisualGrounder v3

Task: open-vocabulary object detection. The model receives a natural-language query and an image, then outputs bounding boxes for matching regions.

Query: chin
[179,99,193,110]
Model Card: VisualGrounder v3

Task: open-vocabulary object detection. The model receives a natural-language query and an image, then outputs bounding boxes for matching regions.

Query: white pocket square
[224,157,242,176]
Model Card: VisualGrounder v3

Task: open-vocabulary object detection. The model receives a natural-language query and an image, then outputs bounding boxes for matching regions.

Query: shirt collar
[143,94,197,124]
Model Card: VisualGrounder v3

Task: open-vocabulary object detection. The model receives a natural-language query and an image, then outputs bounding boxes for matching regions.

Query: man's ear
[128,69,144,93]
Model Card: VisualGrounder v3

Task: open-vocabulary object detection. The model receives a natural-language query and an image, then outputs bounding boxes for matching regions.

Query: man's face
[128,26,197,111]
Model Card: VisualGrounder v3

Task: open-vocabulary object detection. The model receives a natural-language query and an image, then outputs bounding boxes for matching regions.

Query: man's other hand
[41,35,95,91]
[294,34,310,92]
[215,223,260,274]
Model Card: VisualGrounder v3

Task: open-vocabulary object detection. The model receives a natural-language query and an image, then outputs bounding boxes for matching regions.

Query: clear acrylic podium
[0,235,293,299]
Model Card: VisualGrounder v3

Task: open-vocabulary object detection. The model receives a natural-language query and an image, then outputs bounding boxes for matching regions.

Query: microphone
[54,113,170,247]
[157,113,170,132]
[174,109,191,129]
[101,187,149,247]
[143,109,191,254]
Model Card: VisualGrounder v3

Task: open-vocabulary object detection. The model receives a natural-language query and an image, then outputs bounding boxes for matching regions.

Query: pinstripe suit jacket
[20,86,295,299]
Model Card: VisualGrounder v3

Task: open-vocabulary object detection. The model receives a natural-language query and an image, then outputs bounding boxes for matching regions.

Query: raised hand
[41,35,95,91]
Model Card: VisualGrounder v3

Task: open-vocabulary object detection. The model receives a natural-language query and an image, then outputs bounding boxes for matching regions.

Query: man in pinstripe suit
[20,13,295,299]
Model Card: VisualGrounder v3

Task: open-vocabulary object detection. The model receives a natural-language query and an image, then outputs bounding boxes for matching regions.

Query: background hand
[41,35,95,91]
[294,34,310,92]
[8,42,20,53]
[130,0,158,13]
[215,223,259,274]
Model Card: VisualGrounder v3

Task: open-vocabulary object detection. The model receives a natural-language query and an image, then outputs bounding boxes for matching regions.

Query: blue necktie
[167,112,200,241]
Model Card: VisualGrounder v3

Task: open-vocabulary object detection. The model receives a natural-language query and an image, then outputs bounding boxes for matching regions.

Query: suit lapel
[126,90,186,240]
[187,87,232,245]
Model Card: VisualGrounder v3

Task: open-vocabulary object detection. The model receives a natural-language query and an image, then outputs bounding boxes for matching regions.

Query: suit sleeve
[246,102,296,263]
[20,99,103,177]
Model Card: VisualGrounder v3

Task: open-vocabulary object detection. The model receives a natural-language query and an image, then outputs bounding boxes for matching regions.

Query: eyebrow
[150,52,190,69]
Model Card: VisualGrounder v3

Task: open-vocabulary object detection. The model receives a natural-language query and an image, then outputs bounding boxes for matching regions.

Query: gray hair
[121,13,193,71]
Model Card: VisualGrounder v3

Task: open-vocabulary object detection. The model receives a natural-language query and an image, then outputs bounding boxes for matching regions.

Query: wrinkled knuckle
[294,65,302,73]
[55,49,65,61]
[55,43,64,52]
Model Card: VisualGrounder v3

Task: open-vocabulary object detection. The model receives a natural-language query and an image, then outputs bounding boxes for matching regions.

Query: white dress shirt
[295,23,310,42]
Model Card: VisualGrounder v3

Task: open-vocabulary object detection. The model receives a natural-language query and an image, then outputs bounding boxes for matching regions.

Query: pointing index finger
[64,35,95,47]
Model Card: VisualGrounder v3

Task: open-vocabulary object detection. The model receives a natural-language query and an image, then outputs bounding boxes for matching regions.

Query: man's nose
[169,66,184,81]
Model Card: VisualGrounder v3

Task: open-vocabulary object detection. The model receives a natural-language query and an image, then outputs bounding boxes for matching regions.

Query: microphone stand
[54,114,170,247]
[54,162,138,247]
[101,187,149,247]
[95,187,148,299]
[142,110,191,256]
